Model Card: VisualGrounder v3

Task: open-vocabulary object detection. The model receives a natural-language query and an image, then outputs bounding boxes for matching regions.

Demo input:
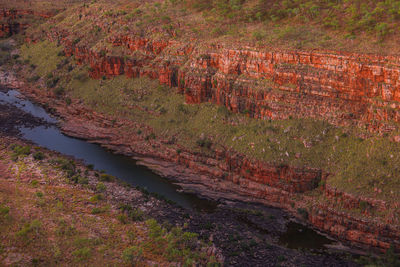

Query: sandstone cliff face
[45,28,400,133]
[22,26,400,252]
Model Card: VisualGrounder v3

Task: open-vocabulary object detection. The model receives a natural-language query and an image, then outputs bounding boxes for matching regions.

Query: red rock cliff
[44,29,400,133]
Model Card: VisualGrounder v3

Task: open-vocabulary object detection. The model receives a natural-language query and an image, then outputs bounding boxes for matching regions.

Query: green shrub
[96,182,106,192]
[117,214,128,224]
[122,246,143,265]
[376,22,389,40]
[0,204,10,220]
[31,180,39,187]
[72,247,91,261]
[16,219,41,239]
[196,138,212,149]
[56,219,76,236]
[297,208,309,220]
[145,133,156,140]
[53,86,65,97]
[119,205,144,221]
[89,194,103,202]
[11,144,31,161]
[77,176,89,185]
[91,207,107,214]
[46,77,60,88]
[27,75,40,82]
[99,173,115,182]
[252,30,265,41]
[33,151,45,161]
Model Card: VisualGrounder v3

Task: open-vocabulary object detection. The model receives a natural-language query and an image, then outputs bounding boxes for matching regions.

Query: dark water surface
[0,88,336,251]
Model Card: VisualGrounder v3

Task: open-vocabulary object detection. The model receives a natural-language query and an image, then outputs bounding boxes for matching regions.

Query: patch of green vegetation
[96,182,106,192]
[141,218,209,264]
[20,41,65,77]
[297,208,309,220]
[72,247,91,262]
[0,204,10,220]
[119,205,145,222]
[190,0,400,40]
[89,194,103,203]
[33,151,45,161]
[91,206,107,214]
[10,144,31,161]
[99,173,115,182]
[16,219,42,239]
[122,245,143,265]
[56,218,76,237]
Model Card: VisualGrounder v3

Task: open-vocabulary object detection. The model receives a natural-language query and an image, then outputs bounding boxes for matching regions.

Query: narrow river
[1,89,217,211]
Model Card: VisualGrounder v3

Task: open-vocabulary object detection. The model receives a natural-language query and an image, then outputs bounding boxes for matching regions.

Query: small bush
[252,30,265,41]
[196,138,212,149]
[33,151,45,161]
[89,194,103,202]
[77,176,89,185]
[16,219,41,239]
[53,87,65,97]
[0,204,10,219]
[31,180,39,187]
[27,75,40,82]
[117,214,128,224]
[72,38,81,45]
[145,133,156,140]
[91,207,107,214]
[56,219,76,236]
[96,182,106,192]
[72,247,91,261]
[46,77,60,88]
[297,208,309,220]
[11,144,31,161]
[122,246,143,265]
[119,205,144,221]
[99,173,115,182]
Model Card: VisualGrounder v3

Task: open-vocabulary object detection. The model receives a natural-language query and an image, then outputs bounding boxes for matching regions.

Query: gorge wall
[45,28,400,134]
[18,20,400,253]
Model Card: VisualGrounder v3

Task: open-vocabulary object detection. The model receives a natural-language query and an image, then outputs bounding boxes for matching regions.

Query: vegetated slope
[24,0,400,54]
[0,137,219,266]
